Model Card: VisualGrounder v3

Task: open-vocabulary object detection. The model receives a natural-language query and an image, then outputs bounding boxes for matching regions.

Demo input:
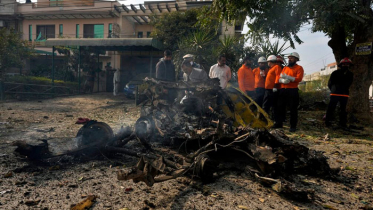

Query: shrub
[299,89,330,110]
[5,75,78,88]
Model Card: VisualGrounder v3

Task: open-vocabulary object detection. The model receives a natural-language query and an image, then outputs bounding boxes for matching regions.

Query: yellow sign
[355,42,372,55]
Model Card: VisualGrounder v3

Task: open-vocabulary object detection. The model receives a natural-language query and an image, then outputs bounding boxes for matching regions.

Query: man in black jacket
[325,57,354,128]
[156,50,175,82]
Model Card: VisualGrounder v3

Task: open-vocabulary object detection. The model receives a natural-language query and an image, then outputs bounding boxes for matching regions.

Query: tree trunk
[328,20,373,121]
[347,3,373,119]
[348,62,373,117]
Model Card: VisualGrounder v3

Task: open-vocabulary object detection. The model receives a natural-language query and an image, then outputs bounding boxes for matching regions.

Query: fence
[0,82,78,100]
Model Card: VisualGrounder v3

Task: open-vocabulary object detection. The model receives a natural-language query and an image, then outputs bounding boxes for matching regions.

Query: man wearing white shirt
[209,55,232,89]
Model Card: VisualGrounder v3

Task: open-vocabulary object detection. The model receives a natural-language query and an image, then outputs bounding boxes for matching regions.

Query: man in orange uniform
[263,55,283,122]
[276,52,304,132]
[253,57,269,106]
[237,56,255,99]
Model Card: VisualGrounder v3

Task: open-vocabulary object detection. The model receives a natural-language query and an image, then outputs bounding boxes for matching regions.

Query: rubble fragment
[70,195,97,210]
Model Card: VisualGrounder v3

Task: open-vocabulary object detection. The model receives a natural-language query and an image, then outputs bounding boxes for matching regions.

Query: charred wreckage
[13,78,337,201]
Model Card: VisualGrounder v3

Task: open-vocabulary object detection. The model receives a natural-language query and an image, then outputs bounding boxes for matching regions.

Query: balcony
[32,0,94,8]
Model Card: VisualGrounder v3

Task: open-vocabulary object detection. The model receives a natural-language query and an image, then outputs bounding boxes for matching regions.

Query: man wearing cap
[179,54,201,80]
[325,57,353,129]
[253,57,269,106]
[181,60,208,83]
[183,54,201,69]
[276,52,304,132]
[237,56,255,98]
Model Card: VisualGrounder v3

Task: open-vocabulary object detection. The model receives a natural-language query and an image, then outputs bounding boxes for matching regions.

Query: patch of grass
[5,75,78,87]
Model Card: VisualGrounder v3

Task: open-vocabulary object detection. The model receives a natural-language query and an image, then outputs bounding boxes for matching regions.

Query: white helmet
[288,52,300,61]
[258,56,267,63]
[183,54,194,59]
[267,55,277,62]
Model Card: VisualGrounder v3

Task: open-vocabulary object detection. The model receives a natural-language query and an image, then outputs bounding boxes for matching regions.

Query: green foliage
[217,35,247,72]
[5,75,78,87]
[55,46,101,74]
[174,30,218,72]
[150,8,202,51]
[173,30,248,77]
[0,28,33,81]
[209,0,373,49]
[299,75,330,92]
[259,40,291,58]
[152,7,248,78]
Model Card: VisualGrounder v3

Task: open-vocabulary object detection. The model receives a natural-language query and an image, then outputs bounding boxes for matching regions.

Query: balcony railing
[32,0,94,8]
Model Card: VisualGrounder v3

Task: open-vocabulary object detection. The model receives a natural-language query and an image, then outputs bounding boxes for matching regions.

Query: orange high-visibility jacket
[265,64,282,89]
[253,67,269,88]
[280,64,304,89]
[237,64,255,92]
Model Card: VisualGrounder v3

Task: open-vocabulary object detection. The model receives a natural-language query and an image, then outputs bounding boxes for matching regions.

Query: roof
[327,62,337,67]
[44,38,164,51]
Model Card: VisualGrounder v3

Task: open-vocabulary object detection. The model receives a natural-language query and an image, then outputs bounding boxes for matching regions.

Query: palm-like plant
[259,40,291,57]
[215,35,245,72]
[174,30,218,73]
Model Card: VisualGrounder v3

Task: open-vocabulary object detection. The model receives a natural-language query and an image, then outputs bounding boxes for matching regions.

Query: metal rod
[78,46,81,93]
[150,47,153,77]
[52,46,55,96]
[97,52,100,92]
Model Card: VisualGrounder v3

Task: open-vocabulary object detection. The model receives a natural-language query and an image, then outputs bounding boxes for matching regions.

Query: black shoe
[289,127,296,132]
[272,123,283,129]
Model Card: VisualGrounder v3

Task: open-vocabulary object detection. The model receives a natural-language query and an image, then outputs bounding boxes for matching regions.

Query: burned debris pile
[118,78,337,201]
[13,78,336,201]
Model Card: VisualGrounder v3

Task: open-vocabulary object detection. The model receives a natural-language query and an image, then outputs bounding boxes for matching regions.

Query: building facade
[0,0,20,31]
[15,0,242,92]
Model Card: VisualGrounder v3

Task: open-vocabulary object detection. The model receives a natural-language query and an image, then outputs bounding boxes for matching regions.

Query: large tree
[0,28,32,81]
[150,8,203,51]
[209,0,373,118]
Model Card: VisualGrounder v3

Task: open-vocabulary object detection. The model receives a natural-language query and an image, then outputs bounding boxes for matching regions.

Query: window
[235,25,242,30]
[29,25,32,41]
[59,24,63,37]
[83,24,104,38]
[36,25,55,40]
[147,31,151,38]
[108,23,112,38]
[137,32,143,38]
[76,24,79,38]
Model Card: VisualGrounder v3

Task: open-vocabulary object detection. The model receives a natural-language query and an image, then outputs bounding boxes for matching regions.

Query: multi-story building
[0,0,20,31]
[320,62,337,76]
[15,0,242,92]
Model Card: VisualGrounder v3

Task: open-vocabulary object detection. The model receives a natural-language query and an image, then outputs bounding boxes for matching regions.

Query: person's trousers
[245,90,256,100]
[262,89,273,114]
[325,95,348,127]
[255,88,265,107]
[278,88,299,128]
[263,89,280,123]
[273,90,280,123]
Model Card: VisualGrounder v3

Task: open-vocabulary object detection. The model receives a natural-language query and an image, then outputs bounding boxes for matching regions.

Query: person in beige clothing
[209,54,231,89]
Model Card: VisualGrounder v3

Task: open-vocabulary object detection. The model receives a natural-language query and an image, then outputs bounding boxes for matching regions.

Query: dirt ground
[1,93,373,210]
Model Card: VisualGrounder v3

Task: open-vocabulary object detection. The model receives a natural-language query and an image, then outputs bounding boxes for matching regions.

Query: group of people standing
[237,53,304,132]
[155,50,354,132]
